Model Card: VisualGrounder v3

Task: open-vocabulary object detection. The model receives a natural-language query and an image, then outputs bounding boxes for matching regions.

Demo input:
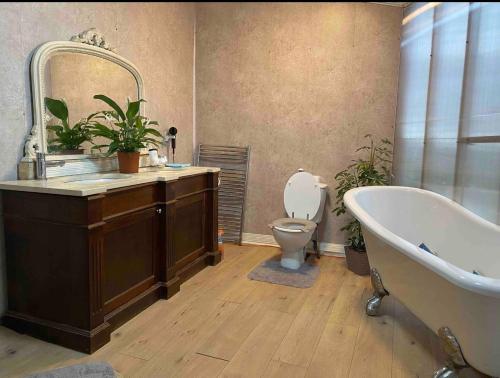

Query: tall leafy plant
[333,134,393,251]
[45,97,94,152]
[89,95,162,154]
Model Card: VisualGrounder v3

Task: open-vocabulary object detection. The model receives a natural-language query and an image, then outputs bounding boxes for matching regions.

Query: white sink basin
[64,174,132,184]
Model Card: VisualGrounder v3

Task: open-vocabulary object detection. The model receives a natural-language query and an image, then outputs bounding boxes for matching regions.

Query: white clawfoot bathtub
[344,186,500,377]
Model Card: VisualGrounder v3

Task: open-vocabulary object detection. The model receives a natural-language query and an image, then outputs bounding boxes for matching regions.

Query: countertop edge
[0,167,221,197]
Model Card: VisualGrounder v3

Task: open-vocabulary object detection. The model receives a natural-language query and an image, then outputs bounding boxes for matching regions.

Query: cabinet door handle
[156,208,162,214]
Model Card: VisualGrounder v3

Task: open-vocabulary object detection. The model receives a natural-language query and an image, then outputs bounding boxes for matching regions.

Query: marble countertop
[0,166,220,196]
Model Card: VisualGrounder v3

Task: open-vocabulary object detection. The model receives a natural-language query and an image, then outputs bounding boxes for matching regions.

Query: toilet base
[281,248,305,270]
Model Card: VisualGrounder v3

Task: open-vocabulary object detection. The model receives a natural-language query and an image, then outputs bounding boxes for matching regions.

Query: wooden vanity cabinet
[1,172,220,353]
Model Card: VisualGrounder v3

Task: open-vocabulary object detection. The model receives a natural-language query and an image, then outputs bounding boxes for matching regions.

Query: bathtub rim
[344,186,500,298]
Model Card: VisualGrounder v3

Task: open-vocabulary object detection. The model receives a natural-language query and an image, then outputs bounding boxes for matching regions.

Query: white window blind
[393,2,500,224]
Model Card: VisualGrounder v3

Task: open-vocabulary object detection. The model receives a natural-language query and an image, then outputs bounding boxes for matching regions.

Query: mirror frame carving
[24,29,144,163]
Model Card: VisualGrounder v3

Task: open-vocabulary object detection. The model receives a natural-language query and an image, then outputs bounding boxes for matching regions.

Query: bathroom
[0,2,499,377]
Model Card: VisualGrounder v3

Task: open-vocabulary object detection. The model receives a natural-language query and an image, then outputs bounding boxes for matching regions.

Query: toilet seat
[270,218,316,233]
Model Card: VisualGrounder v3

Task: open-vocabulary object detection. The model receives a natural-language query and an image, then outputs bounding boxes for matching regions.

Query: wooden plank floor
[0,245,446,377]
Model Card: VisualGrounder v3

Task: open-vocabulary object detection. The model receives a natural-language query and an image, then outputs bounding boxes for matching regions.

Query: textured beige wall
[0,2,195,314]
[196,3,403,245]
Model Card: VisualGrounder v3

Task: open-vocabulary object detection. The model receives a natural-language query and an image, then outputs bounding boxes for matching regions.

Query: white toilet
[269,170,328,270]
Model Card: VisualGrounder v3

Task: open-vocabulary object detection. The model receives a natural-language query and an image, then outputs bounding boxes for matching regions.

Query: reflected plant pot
[57,149,85,155]
[344,246,370,276]
[117,151,140,173]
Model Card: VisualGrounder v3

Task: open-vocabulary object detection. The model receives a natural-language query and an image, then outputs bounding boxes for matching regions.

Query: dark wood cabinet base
[1,172,220,353]
[163,276,181,300]
[206,250,223,266]
[3,310,111,354]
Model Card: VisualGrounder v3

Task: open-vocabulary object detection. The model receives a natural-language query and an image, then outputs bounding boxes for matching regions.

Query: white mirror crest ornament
[22,28,144,171]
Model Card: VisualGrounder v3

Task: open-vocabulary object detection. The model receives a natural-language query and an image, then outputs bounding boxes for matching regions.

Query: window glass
[394,2,500,224]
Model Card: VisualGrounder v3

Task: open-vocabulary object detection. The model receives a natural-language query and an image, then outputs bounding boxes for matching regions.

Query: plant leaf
[46,125,64,132]
[45,97,68,123]
[332,134,393,249]
[144,128,162,138]
[93,94,126,121]
[126,99,145,120]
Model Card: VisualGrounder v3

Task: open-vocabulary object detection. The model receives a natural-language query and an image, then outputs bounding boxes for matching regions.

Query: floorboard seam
[117,351,149,361]
[390,298,397,378]
[346,287,367,378]
[196,352,230,362]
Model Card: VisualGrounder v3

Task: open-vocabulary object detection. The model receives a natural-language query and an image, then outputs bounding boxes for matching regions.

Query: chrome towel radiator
[196,144,251,244]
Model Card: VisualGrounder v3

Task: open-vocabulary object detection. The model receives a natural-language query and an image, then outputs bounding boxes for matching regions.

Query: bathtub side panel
[364,229,500,377]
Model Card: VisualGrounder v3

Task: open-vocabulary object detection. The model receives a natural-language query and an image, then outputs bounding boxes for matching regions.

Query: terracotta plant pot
[344,246,370,276]
[117,151,140,173]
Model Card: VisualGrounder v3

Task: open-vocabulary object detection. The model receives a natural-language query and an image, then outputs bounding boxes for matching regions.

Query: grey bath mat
[27,362,117,378]
[248,256,320,288]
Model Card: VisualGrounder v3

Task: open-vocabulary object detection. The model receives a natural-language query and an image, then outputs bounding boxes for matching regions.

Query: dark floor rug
[248,256,320,288]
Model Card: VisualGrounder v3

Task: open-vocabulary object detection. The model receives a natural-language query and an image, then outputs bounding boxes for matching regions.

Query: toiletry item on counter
[149,149,159,165]
[149,148,168,166]
[166,163,191,169]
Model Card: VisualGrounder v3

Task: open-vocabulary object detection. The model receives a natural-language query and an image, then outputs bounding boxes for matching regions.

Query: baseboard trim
[242,233,345,258]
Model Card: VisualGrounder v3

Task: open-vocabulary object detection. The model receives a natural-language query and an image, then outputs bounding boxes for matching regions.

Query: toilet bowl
[270,218,317,269]
[269,170,328,270]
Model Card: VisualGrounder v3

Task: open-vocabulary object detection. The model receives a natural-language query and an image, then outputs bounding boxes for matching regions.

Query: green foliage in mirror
[45,97,94,153]
[333,134,393,251]
[89,95,162,155]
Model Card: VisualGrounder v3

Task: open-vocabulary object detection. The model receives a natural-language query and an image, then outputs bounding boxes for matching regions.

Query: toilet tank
[310,181,328,223]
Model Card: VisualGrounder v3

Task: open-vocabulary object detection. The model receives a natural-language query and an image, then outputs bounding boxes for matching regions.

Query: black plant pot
[344,246,370,276]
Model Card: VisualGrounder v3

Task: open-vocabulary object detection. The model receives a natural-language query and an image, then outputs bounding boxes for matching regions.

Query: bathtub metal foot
[433,327,470,378]
[366,295,383,316]
[366,268,389,316]
[432,367,458,378]
[438,327,467,368]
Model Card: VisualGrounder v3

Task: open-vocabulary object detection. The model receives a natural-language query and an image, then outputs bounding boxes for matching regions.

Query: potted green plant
[45,97,94,154]
[333,134,392,276]
[89,95,163,173]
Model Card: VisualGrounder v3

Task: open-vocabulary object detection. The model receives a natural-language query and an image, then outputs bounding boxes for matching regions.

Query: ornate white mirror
[22,29,144,177]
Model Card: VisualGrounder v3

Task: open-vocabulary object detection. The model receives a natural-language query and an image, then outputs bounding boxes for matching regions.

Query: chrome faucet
[35,152,66,179]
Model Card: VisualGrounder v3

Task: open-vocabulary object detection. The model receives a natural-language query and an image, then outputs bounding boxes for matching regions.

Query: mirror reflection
[43,52,139,155]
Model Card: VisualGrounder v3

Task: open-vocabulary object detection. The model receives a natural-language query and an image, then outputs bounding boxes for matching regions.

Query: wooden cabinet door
[174,192,206,270]
[102,206,160,314]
